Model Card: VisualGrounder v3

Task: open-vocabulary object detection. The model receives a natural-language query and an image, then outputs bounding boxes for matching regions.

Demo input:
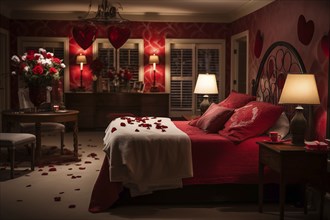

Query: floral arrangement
[90,58,104,81]
[11,48,66,86]
[108,68,132,85]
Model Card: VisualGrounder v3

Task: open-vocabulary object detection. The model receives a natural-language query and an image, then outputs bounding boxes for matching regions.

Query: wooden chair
[0,133,35,178]
[18,88,65,153]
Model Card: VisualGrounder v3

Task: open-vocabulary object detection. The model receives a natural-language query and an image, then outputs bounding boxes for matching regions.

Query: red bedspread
[89,120,276,213]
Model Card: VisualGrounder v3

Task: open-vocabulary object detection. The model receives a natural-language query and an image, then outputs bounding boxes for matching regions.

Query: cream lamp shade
[278,74,320,105]
[149,54,159,71]
[194,73,218,94]
[76,53,87,71]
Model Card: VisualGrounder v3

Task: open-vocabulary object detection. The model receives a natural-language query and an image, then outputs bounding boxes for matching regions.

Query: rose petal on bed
[84,161,92,164]
[74,188,80,191]
[75,164,81,166]
[48,164,54,167]
[120,122,126,127]
[162,129,166,132]
[41,172,48,176]
[76,175,82,178]
[68,168,73,170]
[67,174,73,176]
[88,153,97,157]
[26,184,31,187]
[68,204,76,208]
[135,129,140,132]
[54,196,61,202]
[94,158,100,160]
[157,119,162,122]
[49,167,57,172]
[59,192,64,194]
[71,176,76,179]
[38,169,43,172]
[111,127,117,133]
[79,167,86,170]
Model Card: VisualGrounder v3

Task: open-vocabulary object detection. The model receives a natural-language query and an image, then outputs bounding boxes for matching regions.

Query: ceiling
[0,0,274,23]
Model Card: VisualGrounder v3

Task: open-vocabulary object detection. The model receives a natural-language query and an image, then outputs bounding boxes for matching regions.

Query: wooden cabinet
[64,92,169,129]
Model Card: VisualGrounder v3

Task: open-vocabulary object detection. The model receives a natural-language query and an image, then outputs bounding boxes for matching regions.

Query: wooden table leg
[259,162,264,213]
[279,172,286,220]
[34,122,42,162]
[73,120,78,160]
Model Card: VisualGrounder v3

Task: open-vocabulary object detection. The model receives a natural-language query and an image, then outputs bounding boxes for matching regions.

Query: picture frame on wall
[132,81,144,93]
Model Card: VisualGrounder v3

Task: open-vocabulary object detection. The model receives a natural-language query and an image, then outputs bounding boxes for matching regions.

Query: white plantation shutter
[169,42,223,115]
[170,45,194,112]
[95,40,142,85]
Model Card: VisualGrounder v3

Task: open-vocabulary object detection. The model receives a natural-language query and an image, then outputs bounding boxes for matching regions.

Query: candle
[53,105,59,112]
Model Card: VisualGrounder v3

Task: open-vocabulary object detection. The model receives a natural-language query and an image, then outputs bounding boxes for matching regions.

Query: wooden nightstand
[258,141,328,220]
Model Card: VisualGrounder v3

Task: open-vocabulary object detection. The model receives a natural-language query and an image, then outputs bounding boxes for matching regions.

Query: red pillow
[219,91,256,109]
[195,103,234,133]
[219,101,284,142]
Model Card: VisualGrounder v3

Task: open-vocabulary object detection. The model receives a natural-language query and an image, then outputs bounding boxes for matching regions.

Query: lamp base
[150,86,159,92]
[199,95,210,115]
[290,106,307,146]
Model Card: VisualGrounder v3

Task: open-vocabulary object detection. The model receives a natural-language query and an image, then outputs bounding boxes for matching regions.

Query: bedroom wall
[230,0,329,141]
[8,20,229,94]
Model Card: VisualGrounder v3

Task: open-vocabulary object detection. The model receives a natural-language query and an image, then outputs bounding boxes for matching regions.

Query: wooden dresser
[64,92,169,129]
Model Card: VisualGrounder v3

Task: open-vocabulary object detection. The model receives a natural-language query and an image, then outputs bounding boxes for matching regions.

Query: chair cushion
[0,133,36,147]
[20,122,65,133]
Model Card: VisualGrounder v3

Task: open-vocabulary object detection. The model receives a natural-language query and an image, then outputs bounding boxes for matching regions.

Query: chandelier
[78,0,129,23]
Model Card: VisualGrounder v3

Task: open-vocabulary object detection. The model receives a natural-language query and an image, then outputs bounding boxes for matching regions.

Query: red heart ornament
[297,15,314,45]
[72,25,97,50]
[320,31,329,57]
[254,30,263,58]
[108,26,130,49]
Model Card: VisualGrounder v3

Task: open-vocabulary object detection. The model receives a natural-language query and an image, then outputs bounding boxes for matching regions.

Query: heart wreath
[297,15,314,46]
[72,24,98,50]
[107,26,131,49]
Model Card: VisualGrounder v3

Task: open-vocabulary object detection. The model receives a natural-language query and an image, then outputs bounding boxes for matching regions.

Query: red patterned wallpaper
[230,0,329,140]
[5,0,329,140]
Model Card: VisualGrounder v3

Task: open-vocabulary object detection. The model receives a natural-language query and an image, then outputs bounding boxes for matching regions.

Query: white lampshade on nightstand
[279,73,320,146]
[194,73,218,115]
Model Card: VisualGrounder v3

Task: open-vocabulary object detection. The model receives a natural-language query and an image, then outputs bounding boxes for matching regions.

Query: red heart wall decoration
[297,15,314,45]
[72,25,97,50]
[108,26,131,49]
[320,31,329,57]
[254,30,263,58]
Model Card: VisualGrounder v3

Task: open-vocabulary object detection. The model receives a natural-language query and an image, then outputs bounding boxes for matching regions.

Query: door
[231,31,249,94]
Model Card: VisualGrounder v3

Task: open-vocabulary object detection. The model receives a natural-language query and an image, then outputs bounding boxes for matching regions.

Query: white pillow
[267,112,290,139]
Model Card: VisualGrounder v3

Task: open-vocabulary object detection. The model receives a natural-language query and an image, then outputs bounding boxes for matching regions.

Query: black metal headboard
[252,41,306,102]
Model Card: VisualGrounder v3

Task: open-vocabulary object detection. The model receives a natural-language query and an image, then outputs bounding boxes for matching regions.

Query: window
[17,37,69,92]
[93,39,144,87]
[165,39,225,117]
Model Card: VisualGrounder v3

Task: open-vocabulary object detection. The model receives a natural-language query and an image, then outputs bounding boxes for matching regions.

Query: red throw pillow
[218,91,256,109]
[219,101,284,142]
[195,103,234,133]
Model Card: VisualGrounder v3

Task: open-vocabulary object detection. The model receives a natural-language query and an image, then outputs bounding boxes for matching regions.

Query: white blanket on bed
[103,116,193,196]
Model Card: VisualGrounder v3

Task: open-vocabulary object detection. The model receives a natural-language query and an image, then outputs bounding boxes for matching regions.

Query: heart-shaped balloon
[108,26,131,49]
[297,15,314,45]
[254,30,263,58]
[320,31,329,57]
[72,25,97,50]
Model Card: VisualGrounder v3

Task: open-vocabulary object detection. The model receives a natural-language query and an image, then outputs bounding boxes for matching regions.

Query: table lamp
[278,73,320,146]
[149,54,159,92]
[194,73,218,115]
[76,53,87,91]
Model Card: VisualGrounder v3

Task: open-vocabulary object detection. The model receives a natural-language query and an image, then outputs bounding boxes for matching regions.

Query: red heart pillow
[108,26,131,49]
[297,15,314,45]
[72,25,97,50]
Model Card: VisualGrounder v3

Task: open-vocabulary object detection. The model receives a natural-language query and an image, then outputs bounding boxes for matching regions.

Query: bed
[88,41,311,213]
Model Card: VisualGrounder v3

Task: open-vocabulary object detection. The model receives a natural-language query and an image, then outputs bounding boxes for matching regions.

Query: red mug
[269,131,281,142]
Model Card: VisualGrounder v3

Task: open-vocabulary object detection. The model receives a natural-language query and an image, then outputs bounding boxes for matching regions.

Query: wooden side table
[258,141,328,220]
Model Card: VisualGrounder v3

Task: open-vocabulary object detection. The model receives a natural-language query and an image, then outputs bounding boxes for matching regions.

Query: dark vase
[28,84,47,107]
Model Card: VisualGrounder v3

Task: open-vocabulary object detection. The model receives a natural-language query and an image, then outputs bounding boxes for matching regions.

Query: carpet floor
[0,131,328,220]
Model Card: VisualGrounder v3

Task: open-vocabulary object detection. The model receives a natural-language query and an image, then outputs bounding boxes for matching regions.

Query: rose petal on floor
[68,204,76,208]
[26,184,31,187]
[41,172,48,176]
[49,167,57,172]
[79,167,86,170]
[54,196,61,202]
